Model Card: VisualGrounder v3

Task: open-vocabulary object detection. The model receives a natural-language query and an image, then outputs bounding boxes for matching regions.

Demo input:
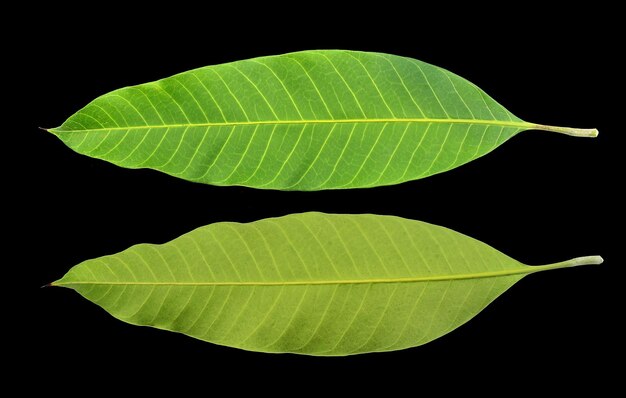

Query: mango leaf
[49,50,597,191]
[53,213,601,356]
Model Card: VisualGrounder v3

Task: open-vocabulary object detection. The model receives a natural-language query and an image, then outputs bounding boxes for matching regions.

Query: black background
[16,6,619,392]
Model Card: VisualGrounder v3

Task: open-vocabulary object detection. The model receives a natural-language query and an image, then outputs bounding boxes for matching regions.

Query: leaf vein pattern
[320,285,371,354]
[315,51,367,117]
[228,64,280,119]
[351,284,400,354]
[284,55,333,118]
[345,52,396,117]
[188,72,228,122]
[261,286,310,349]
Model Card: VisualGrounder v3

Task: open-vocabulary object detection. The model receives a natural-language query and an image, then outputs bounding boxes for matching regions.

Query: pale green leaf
[54,213,601,356]
[49,50,597,191]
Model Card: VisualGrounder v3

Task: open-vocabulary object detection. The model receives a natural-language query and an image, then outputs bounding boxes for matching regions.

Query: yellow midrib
[54,265,555,287]
[52,118,532,133]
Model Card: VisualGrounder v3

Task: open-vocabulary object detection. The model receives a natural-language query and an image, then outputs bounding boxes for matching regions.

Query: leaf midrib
[55,264,559,287]
[53,118,531,133]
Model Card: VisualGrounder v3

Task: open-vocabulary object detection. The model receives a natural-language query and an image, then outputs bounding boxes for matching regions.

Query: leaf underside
[51,50,528,190]
[55,212,567,356]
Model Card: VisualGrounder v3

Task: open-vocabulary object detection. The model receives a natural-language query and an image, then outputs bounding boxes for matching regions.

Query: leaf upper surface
[52,50,528,190]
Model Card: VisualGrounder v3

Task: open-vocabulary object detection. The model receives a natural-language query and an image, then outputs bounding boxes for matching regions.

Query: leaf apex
[45,127,62,136]
[47,279,68,288]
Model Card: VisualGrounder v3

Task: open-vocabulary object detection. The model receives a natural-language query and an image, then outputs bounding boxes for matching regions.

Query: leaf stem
[531,255,604,272]
[533,124,599,138]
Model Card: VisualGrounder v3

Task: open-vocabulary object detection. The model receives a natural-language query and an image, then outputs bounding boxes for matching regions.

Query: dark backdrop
[17,7,618,393]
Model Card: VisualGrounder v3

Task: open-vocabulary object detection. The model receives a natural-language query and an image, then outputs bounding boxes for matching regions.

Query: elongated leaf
[54,213,601,355]
[49,50,597,191]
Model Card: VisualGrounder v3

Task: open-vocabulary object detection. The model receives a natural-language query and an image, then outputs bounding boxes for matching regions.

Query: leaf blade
[55,213,601,355]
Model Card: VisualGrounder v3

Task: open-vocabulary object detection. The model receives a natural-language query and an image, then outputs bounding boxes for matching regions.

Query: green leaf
[49,50,597,191]
[53,212,601,356]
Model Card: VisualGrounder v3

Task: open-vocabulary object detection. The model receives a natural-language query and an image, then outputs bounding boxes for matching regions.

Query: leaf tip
[43,127,62,136]
[43,280,64,288]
